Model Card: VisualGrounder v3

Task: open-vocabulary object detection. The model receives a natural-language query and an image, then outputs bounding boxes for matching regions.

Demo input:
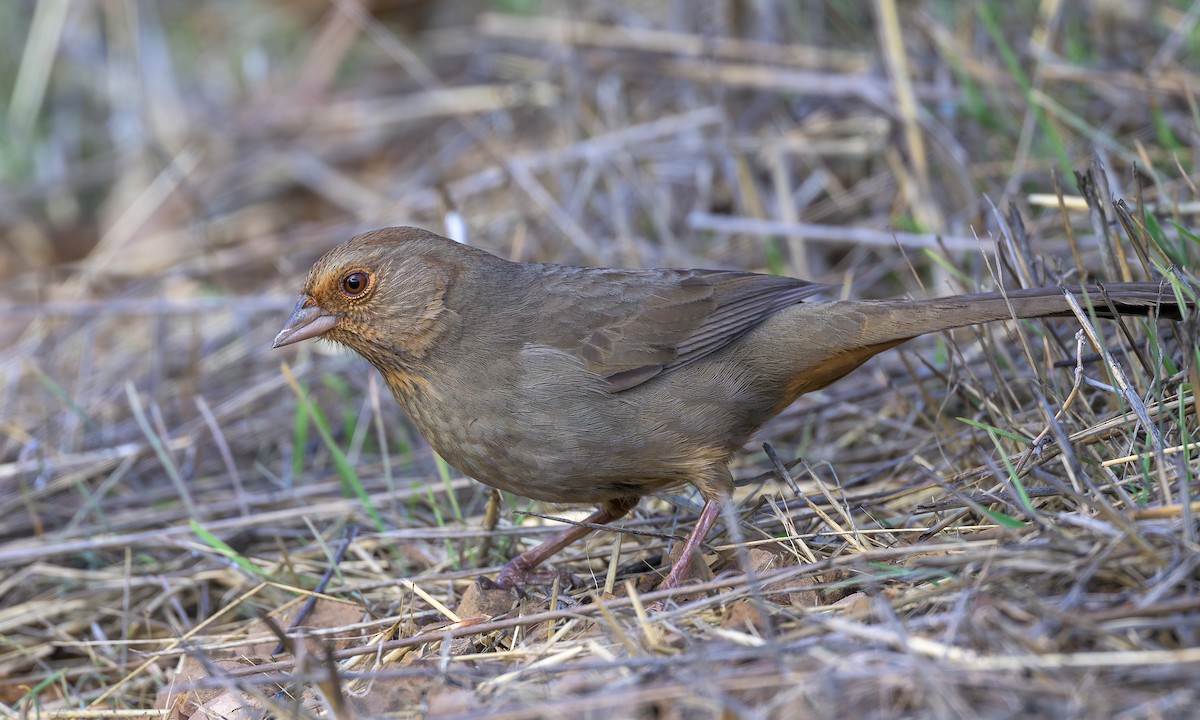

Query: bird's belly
[392,347,756,504]
[429,425,685,504]
[398,393,692,504]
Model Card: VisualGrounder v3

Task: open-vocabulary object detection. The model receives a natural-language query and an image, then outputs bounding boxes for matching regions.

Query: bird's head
[273,227,463,366]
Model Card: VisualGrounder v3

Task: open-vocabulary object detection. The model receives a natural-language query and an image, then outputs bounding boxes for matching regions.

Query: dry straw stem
[2,1,1199,718]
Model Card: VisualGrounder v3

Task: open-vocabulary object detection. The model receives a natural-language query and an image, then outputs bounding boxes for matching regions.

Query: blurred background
[2,0,1199,715]
[3,0,1193,284]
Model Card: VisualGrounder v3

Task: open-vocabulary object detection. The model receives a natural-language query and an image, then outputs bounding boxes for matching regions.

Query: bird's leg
[657,498,723,591]
[495,498,637,588]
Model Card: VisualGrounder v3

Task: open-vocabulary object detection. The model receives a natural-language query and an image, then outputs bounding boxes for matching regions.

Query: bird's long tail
[765,281,1191,406]
[869,282,1187,336]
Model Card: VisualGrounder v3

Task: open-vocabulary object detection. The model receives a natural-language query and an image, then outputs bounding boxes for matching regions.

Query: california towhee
[275,227,1189,591]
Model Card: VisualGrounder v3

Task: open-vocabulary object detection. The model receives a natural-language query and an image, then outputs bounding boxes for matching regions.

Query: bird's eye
[340,270,372,298]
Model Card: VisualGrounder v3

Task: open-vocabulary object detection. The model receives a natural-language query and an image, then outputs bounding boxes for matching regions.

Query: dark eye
[341,270,371,297]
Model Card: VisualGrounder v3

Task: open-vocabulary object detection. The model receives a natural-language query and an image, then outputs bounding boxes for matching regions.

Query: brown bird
[274,227,1189,591]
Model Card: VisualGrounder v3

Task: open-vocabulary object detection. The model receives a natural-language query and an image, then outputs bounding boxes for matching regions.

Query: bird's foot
[493,561,580,590]
[644,572,691,613]
[643,532,717,611]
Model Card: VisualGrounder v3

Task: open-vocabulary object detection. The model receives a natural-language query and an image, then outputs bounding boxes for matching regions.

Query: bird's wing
[532,266,831,391]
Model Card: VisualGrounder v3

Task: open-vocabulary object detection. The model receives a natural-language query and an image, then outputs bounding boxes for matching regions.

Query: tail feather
[743,280,1191,414]
[859,282,1189,346]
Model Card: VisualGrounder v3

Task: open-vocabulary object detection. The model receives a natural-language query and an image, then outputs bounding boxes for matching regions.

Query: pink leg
[658,499,723,590]
[495,498,636,587]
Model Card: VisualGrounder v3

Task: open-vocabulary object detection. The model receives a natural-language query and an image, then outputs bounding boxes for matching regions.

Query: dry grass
[2,1,1199,718]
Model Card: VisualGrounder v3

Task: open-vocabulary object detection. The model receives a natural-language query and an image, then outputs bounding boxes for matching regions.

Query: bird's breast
[381,366,433,397]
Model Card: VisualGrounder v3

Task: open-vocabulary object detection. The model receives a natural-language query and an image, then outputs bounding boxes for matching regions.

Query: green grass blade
[282,364,386,532]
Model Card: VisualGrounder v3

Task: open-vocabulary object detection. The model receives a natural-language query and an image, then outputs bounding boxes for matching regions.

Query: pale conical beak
[273,295,339,348]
